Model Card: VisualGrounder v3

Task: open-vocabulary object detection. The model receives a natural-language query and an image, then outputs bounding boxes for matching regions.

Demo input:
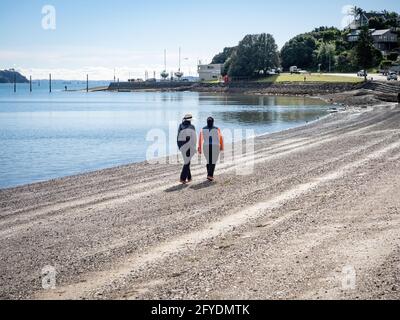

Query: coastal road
[1,99,400,300]
[329,72,391,82]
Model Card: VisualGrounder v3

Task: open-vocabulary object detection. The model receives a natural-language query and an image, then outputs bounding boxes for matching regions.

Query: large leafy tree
[280,35,317,69]
[317,42,336,72]
[227,33,279,77]
[227,35,257,77]
[353,27,379,77]
[211,47,237,64]
[254,33,280,74]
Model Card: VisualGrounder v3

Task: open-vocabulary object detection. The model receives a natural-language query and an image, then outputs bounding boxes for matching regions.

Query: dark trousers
[204,144,220,178]
[206,164,216,177]
[180,162,192,181]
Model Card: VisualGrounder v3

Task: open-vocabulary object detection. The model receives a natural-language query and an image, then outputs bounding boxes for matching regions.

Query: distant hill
[0,69,29,83]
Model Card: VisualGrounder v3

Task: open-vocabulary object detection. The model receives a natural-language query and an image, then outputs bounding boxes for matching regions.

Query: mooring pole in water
[13,73,16,93]
[117,78,119,92]
[86,74,89,92]
[30,76,32,92]
[49,74,52,93]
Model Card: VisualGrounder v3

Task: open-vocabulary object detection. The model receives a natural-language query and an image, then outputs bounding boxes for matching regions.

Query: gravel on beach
[1,91,400,300]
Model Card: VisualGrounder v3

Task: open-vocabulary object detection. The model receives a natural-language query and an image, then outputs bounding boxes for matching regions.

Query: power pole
[13,72,16,93]
[329,54,331,73]
[49,73,52,93]
[86,74,89,92]
[30,76,32,92]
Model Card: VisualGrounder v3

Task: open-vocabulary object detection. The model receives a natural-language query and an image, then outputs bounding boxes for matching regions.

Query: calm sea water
[0,82,329,189]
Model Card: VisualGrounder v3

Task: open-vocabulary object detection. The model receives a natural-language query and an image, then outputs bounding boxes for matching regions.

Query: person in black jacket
[177,114,197,184]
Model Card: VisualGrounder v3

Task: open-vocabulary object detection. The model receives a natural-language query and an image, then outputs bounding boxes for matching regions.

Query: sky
[0,0,399,80]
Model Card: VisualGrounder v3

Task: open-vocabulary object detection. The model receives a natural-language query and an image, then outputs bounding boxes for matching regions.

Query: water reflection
[0,89,329,188]
[198,93,326,107]
[217,109,322,125]
[196,93,327,127]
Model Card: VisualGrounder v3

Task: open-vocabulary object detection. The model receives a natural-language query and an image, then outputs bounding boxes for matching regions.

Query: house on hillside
[371,29,398,55]
[347,13,369,29]
[347,29,363,42]
[347,28,398,56]
[197,64,223,81]
[347,12,387,30]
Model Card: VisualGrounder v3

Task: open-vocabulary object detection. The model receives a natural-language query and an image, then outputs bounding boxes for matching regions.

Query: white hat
[183,113,194,121]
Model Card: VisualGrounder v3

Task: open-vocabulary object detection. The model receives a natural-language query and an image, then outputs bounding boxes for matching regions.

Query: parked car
[357,70,367,77]
[387,72,398,81]
[290,66,299,74]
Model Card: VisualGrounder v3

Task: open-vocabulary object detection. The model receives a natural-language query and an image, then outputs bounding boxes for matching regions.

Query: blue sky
[0,0,399,79]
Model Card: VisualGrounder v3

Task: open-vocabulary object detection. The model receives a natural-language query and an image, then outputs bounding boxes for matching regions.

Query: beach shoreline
[1,90,400,300]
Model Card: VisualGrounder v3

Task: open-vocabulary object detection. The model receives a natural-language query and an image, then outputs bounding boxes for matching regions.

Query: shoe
[207,176,214,181]
[187,179,192,183]
[180,180,187,184]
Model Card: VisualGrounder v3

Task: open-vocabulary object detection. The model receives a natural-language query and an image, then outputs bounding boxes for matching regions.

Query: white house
[197,64,223,81]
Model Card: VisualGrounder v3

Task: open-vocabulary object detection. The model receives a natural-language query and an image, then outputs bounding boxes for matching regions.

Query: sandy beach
[1,90,400,300]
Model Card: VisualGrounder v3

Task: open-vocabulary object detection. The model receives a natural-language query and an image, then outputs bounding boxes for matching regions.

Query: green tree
[254,33,280,74]
[211,47,237,64]
[227,35,257,77]
[317,43,336,72]
[228,33,279,77]
[335,52,356,72]
[280,35,317,70]
[353,27,379,80]
[368,16,385,29]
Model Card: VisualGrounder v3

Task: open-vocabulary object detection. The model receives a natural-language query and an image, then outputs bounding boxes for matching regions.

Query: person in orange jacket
[198,117,224,181]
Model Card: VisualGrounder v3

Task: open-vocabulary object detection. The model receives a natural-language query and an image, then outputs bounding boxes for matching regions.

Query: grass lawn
[257,73,363,83]
[201,80,221,84]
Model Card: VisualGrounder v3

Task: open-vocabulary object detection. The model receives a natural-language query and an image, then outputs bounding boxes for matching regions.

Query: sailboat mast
[179,47,181,71]
[164,49,167,71]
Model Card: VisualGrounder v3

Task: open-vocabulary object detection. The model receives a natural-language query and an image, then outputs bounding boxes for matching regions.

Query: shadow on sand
[190,180,215,191]
[164,184,189,193]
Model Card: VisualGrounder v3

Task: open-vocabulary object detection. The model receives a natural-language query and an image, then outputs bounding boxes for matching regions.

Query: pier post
[49,74,52,93]
[13,73,16,93]
[30,76,32,92]
[117,78,119,92]
[86,74,89,92]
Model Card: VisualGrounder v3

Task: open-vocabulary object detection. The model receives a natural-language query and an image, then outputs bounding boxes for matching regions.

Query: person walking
[198,117,224,181]
[177,114,197,184]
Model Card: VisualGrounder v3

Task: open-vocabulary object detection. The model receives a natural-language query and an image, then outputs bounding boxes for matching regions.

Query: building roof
[364,12,386,19]
[371,29,393,36]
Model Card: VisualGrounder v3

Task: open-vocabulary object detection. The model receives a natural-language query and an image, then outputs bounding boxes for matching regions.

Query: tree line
[211,9,399,78]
